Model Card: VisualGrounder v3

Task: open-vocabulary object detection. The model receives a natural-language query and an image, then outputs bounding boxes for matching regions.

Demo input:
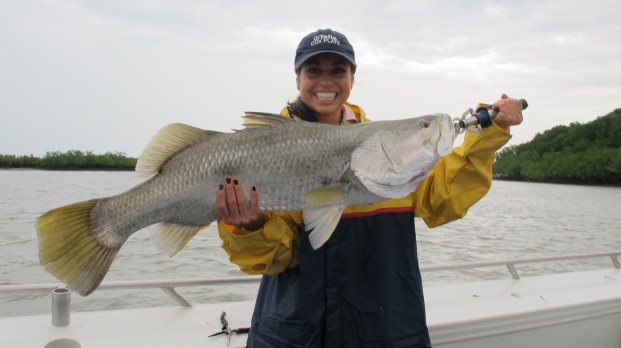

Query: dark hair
[286,97,318,122]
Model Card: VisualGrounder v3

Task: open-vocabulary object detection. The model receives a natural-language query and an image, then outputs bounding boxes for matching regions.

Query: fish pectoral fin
[242,112,297,129]
[302,184,349,206]
[304,206,345,249]
[151,222,209,258]
[136,123,221,178]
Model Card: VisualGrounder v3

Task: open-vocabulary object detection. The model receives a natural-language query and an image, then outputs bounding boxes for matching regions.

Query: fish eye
[419,120,430,128]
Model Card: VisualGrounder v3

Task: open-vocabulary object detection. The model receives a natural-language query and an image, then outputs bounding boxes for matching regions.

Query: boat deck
[5,300,253,348]
[2,252,620,348]
[426,268,621,348]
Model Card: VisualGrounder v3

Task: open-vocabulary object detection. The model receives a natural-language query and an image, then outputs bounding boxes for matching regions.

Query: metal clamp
[453,108,483,135]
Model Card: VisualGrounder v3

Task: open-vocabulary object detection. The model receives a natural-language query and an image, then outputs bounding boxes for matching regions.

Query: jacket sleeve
[412,122,512,227]
[218,212,302,274]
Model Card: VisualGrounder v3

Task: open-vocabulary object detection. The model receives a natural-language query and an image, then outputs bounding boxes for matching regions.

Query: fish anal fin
[304,206,345,249]
[302,184,349,206]
[151,222,208,258]
[36,199,122,296]
[136,123,220,178]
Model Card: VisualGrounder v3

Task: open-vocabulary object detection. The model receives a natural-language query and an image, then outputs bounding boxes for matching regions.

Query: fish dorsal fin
[150,222,209,257]
[304,206,345,249]
[136,123,220,178]
[242,112,299,129]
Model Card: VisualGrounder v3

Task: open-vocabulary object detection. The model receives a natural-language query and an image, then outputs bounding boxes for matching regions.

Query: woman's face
[296,53,355,124]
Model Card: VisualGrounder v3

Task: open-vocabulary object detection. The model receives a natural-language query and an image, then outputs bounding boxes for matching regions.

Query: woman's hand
[216,177,265,230]
[491,94,524,129]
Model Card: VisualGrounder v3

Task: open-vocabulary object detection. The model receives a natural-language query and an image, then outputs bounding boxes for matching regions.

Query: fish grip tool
[208,311,250,346]
[454,98,528,134]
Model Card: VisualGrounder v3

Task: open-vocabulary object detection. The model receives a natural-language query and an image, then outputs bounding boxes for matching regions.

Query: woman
[216,29,523,347]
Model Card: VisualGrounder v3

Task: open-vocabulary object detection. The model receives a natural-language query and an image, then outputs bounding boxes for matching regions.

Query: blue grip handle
[475,99,528,128]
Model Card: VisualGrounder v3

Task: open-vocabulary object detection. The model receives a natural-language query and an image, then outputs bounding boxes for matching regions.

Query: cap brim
[294,50,357,72]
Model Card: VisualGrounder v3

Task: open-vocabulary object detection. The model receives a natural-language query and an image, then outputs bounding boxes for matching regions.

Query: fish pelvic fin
[151,222,209,258]
[36,199,120,296]
[242,112,298,129]
[304,206,345,249]
[136,123,221,179]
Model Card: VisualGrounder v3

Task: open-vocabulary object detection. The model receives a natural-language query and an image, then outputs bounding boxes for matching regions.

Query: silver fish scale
[198,122,359,211]
[94,121,362,238]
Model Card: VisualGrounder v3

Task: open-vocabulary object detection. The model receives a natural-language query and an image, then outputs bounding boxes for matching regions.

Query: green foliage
[494,108,621,184]
[0,150,136,170]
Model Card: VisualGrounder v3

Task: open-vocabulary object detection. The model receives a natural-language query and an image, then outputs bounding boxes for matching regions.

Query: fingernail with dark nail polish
[252,186,256,191]
[234,179,239,185]
[226,178,231,184]
[219,184,224,190]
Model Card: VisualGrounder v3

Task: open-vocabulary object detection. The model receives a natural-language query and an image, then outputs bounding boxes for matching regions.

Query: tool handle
[220,311,229,329]
[476,98,528,128]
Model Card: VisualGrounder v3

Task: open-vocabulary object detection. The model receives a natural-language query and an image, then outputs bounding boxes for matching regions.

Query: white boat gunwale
[2,250,619,308]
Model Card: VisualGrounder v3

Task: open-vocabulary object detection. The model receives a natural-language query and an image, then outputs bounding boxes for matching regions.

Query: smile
[314,92,337,101]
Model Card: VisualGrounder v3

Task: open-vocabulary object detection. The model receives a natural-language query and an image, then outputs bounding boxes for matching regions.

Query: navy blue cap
[294,29,356,73]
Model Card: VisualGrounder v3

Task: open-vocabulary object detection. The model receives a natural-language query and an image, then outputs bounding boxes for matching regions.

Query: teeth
[315,92,336,100]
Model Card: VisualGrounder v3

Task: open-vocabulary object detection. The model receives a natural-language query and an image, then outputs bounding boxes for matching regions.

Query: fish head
[351,113,455,198]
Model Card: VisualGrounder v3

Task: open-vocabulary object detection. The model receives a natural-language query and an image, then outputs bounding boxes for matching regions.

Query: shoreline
[0,167,134,172]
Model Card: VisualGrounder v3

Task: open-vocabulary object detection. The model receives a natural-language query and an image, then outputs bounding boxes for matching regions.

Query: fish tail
[36,199,121,296]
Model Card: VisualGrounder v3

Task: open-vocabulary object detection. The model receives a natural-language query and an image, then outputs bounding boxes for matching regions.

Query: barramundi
[36,112,455,296]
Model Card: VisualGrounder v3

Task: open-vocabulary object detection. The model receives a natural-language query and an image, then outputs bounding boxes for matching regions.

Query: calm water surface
[1,170,620,317]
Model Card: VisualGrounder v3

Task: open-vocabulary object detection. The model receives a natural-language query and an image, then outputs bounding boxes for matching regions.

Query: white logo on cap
[310,34,341,46]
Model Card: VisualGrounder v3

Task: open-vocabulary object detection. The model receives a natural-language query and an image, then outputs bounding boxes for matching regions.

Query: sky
[1,0,620,157]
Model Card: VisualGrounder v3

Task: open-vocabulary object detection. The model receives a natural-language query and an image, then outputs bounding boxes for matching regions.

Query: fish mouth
[314,92,338,101]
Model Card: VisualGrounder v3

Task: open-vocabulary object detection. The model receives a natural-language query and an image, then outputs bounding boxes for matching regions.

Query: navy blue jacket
[247,208,431,347]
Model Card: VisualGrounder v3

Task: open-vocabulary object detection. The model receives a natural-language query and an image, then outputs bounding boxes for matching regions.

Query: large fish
[36,112,455,296]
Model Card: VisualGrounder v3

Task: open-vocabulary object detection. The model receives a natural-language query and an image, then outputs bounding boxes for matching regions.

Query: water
[1,170,620,317]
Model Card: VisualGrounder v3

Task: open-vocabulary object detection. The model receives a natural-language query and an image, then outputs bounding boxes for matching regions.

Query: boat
[1,251,620,348]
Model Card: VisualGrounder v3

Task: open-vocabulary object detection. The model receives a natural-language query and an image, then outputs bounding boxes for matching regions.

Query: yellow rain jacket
[218,102,511,347]
[218,103,510,274]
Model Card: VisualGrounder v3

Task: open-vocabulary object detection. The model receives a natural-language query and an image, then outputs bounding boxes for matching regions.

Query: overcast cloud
[1,0,620,157]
